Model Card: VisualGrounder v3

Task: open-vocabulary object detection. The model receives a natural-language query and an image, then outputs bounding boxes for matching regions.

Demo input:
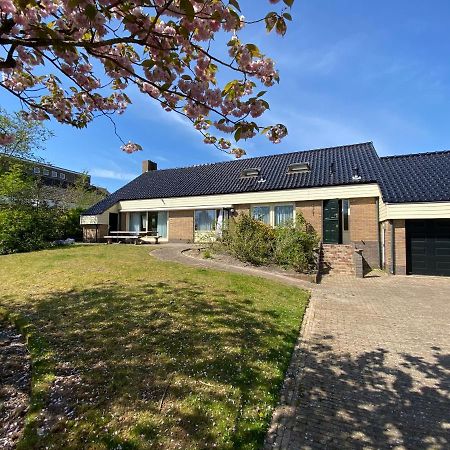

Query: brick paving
[265,274,450,450]
[153,245,450,450]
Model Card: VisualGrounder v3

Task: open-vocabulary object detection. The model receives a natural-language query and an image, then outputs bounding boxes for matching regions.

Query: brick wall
[381,219,407,275]
[350,197,379,269]
[168,210,194,242]
[350,197,378,241]
[296,200,322,236]
[394,219,406,275]
[82,224,108,243]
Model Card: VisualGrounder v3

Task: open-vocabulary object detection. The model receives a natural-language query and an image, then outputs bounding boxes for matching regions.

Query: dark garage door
[406,219,450,276]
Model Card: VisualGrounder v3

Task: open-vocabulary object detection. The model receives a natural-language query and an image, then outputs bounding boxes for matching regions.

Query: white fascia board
[383,201,450,220]
[119,183,380,212]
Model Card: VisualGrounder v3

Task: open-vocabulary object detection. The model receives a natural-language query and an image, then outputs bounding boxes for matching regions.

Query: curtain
[129,212,141,232]
[216,210,223,236]
[195,210,216,231]
[252,206,270,224]
[157,211,168,238]
[274,205,294,226]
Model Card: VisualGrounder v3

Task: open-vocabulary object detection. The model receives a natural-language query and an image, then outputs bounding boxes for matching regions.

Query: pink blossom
[121,142,143,154]
[0,133,15,145]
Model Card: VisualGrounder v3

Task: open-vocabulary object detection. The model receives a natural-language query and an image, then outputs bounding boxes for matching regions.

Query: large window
[195,209,218,231]
[251,204,295,227]
[252,206,271,224]
[274,205,294,226]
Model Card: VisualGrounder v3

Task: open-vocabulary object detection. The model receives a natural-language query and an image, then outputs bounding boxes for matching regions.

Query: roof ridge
[380,149,450,159]
[147,141,375,173]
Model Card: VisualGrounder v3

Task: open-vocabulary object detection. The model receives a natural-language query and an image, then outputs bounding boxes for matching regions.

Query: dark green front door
[323,199,340,244]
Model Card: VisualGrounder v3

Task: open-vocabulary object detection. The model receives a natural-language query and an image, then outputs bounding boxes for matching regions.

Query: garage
[406,219,450,276]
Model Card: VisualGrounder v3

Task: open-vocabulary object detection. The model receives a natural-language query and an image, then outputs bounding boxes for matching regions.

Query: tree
[42,173,108,210]
[0,164,58,253]
[0,108,53,159]
[0,0,294,156]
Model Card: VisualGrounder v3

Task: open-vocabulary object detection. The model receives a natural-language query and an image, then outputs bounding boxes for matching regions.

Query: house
[80,142,450,277]
[1,155,91,187]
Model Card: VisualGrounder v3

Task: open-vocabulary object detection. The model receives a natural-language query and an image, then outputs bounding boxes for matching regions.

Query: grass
[0,244,309,450]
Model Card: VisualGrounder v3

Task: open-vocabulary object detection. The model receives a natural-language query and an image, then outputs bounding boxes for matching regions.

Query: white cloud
[89,168,138,181]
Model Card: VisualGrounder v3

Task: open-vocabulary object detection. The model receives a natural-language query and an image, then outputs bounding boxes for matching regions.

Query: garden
[0,244,309,450]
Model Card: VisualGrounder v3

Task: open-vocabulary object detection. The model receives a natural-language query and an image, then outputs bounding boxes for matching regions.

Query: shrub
[223,214,275,265]
[56,207,84,240]
[0,207,58,254]
[222,213,319,272]
[273,222,319,272]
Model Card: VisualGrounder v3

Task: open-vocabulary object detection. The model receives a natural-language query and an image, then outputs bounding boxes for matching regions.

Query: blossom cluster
[0,0,293,153]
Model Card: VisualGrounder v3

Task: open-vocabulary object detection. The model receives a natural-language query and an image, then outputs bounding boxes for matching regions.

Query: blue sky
[2,0,450,192]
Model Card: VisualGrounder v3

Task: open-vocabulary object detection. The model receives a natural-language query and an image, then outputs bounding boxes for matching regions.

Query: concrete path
[152,244,312,289]
[152,245,450,450]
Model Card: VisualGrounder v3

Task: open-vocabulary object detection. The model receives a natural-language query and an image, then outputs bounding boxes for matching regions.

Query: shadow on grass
[2,279,303,450]
[275,335,450,449]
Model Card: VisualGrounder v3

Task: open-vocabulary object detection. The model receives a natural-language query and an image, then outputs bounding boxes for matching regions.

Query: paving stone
[153,245,450,450]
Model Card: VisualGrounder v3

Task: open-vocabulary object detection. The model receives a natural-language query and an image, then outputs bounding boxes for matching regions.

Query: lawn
[0,245,309,450]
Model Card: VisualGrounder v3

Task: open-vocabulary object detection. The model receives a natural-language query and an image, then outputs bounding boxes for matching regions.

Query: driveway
[266,274,450,450]
[152,245,450,449]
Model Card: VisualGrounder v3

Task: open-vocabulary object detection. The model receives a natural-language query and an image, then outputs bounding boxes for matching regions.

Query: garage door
[406,219,450,276]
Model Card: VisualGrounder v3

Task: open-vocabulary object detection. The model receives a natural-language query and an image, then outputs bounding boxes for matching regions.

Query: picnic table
[104,230,161,245]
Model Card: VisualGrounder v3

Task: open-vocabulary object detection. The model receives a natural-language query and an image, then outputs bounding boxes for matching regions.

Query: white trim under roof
[118,183,380,212]
[381,201,450,220]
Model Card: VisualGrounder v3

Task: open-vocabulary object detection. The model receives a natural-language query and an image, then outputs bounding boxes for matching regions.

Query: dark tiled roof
[378,150,450,203]
[83,143,450,216]
[83,142,380,215]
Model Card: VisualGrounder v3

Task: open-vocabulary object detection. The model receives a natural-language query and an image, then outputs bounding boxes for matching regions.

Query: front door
[323,199,340,244]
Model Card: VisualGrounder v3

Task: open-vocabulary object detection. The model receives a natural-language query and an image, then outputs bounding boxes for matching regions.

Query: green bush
[273,222,319,272]
[222,213,319,272]
[0,207,58,254]
[56,207,84,240]
[223,214,275,265]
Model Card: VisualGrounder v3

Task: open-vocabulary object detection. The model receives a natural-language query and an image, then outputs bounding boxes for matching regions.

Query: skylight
[240,168,261,178]
[287,162,311,174]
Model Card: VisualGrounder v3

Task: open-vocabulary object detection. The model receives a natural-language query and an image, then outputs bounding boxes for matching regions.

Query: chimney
[142,160,158,173]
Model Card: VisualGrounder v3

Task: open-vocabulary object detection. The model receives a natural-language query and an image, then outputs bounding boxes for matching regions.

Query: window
[195,209,217,231]
[287,162,310,174]
[274,205,294,226]
[240,168,260,178]
[129,212,147,232]
[342,199,350,231]
[51,170,58,178]
[251,204,295,227]
[252,206,270,225]
[43,168,49,176]
[60,173,66,180]
[148,211,168,238]
[33,167,40,174]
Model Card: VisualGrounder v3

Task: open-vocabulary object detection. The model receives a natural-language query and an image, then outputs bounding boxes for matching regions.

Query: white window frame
[60,172,66,180]
[194,209,219,232]
[33,167,40,174]
[51,170,58,178]
[250,203,296,227]
[43,168,49,176]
